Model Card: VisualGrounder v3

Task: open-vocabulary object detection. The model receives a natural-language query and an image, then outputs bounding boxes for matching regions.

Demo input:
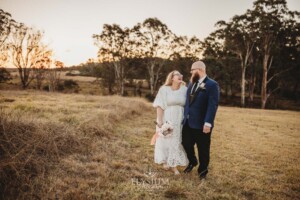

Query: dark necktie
[191,82,198,95]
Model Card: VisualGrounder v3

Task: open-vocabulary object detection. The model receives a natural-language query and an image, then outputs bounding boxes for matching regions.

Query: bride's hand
[154,121,163,128]
[156,123,163,128]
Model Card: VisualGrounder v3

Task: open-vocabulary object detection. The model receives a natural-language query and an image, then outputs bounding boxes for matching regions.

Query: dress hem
[154,160,188,167]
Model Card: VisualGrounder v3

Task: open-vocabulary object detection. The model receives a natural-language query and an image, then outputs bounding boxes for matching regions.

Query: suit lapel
[194,76,208,94]
[187,83,192,104]
[189,76,209,106]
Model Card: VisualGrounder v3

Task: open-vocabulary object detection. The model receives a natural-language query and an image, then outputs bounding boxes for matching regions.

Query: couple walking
[152,61,220,180]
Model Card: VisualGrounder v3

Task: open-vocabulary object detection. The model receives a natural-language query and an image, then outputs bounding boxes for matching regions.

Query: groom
[182,61,220,180]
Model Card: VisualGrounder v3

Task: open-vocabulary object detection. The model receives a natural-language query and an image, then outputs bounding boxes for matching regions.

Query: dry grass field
[0,90,299,199]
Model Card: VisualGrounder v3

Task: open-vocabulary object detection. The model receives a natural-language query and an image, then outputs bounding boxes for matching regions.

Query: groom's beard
[191,72,200,84]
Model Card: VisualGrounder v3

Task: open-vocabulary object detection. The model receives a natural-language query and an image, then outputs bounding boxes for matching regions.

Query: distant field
[3,68,300,111]
[0,90,299,199]
[1,69,148,96]
[59,71,98,82]
[6,69,97,83]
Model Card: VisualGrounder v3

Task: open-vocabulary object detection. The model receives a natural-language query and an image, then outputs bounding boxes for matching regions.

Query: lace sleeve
[153,86,167,110]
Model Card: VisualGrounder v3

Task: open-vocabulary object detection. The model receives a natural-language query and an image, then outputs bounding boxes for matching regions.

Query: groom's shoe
[184,163,197,173]
[198,169,208,180]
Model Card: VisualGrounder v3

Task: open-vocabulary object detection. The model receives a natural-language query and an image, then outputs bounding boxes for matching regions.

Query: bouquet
[155,121,174,137]
[150,121,174,145]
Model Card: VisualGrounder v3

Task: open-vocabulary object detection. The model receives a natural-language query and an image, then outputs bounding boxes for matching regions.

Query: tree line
[1,0,299,109]
[202,0,300,108]
[0,8,65,91]
[90,0,299,109]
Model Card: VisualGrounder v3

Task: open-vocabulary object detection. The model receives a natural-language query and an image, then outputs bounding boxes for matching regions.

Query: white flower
[158,121,173,137]
[199,82,206,90]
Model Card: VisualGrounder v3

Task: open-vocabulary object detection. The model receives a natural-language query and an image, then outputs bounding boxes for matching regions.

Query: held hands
[203,125,211,134]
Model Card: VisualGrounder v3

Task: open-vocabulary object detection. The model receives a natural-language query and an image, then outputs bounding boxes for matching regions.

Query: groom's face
[190,69,200,83]
[190,68,199,75]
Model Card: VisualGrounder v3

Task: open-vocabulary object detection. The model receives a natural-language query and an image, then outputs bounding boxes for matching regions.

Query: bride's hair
[164,70,179,86]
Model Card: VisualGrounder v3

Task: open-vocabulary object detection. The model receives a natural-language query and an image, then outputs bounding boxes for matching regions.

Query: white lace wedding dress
[153,85,189,167]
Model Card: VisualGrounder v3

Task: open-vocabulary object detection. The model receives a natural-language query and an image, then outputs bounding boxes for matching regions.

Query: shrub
[0,68,12,83]
[57,83,64,91]
[63,79,78,89]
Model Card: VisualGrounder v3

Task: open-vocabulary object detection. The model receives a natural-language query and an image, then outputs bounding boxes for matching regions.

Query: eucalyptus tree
[6,24,51,89]
[133,18,174,95]
[0,9,16,82]
[170,35,202,59]
[93,24,138,95]
[0,9,16,48]
[47,60,64,92]
[168,35,202,82]
[252,0,299,108]
[202,31,240,98]
[215,11,257,107]
[33,48,53,90]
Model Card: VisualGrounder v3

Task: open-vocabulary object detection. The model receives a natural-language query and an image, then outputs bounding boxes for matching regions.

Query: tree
[247,47,260,102]
[99,62,116,94]
[202,31,240,98]
[93,24,135,95]
[168,35,202,80]
[33,49,53,90]
[0,9,16,48]
[47,61,64,92]
[133,18,174,95]
[252,0,299,108]
[215,12,256,107]
[7,24,50,89]
[170,35,202,59]
[0,9,16,75]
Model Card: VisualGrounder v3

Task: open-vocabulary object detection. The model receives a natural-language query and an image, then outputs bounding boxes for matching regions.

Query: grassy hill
[0,90,299,199]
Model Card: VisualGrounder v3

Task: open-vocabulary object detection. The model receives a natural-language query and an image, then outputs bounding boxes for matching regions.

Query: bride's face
[172,71,183,84]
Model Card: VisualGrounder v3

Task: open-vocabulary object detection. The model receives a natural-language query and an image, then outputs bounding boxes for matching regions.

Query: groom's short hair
[191,61,206,71]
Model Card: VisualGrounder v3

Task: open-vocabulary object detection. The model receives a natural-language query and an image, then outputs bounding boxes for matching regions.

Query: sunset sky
[1,0,299,66]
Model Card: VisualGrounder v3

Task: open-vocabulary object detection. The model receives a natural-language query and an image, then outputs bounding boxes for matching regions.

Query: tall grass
[0,90,150,199]
[0,90,299,199]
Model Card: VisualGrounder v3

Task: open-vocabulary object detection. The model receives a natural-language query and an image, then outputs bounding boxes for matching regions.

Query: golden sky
[1,0,299,66]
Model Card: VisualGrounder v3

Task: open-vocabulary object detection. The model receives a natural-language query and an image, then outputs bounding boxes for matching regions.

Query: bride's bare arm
[156,107,164,128]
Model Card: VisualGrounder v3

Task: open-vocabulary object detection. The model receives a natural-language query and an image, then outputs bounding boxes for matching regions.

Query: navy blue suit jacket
[182,76,220,129]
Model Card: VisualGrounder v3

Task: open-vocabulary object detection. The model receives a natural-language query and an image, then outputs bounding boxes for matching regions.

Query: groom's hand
[203,125,211,134]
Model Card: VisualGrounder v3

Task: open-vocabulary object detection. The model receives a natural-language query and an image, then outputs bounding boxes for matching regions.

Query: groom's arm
[204,82,220,127]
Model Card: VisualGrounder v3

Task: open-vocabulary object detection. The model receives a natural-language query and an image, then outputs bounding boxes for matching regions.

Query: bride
[152,70,189,175]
